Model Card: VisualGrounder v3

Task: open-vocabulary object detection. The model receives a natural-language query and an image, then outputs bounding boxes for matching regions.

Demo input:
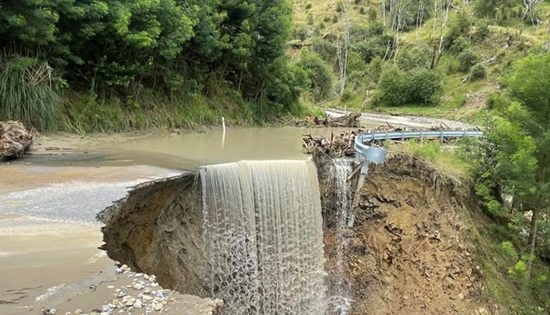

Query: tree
[336,0,351,98]
[500,53,550,279]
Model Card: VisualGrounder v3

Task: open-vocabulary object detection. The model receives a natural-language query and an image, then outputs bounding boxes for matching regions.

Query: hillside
[290,0,550,122]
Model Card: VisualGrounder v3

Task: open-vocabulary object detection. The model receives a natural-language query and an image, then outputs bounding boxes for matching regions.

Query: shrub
[409,68,443,104]
[311,37,336,62]
[457,50,479,72]
[397,44,432,71]
[295,49,334,101]
[470,64,487,81]
[378,64,442,106]
[378,65,410,106]
[473,21,490,43]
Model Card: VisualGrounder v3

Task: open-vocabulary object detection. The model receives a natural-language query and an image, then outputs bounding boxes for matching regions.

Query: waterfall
[200,160,327,315]
[327,159,354,315]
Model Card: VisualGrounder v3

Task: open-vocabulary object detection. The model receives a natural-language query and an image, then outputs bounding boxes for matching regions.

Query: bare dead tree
[382,0,387,33]
[416,1,425,40]
[337,0,352,98]
[522,0,542,25]
[393,0,407,61]
[431,0,451,69]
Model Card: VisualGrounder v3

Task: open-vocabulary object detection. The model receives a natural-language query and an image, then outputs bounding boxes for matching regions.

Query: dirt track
[326,109,479,130]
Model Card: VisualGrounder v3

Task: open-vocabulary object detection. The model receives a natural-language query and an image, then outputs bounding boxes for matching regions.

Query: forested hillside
[0,0,310,131]
[291,0,550,120]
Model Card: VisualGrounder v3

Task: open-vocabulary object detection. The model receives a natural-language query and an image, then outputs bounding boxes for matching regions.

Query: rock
[153,302,164,312]
[74,309,82,315]
[49,309,57,315]
[0,121,33,159]
[134,300,143,308]
[123,296,135,307]
[132,282,144,290]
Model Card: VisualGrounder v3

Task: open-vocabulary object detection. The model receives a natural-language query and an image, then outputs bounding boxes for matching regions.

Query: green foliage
[378,64,442,106]
[457,50,479,72]
[311,37,337,63]
[397,45,432,71]
[469,64,487,81]
[0,0,300,130]
[0,56,62,130]
[474,0,517,21]
[501,241,519,260]
[295,49,334,101]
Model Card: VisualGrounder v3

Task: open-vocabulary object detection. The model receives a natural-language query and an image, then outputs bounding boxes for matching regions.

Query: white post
[221,117,226,150]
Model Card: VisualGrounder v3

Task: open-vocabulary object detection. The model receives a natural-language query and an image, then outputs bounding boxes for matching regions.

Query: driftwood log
[294,112,361,128]
[0,121,33,159]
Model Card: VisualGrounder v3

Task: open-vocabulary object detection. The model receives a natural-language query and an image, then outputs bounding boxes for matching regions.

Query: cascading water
[200,160,327,315]
[326,159,354,315]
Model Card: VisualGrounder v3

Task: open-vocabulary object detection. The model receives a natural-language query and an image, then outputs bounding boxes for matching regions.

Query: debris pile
[294,112,362,128]
[303,130,360,158]
[0,121,33,159]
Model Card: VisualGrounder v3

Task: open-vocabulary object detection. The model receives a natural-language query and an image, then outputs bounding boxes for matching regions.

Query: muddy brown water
[0,127,355,314]
[41,127,359,168]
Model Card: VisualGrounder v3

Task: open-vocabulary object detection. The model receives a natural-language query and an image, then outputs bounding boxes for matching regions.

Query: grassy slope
[292,0,550,122]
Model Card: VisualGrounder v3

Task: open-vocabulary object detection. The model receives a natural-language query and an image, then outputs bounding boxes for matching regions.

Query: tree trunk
[526,208,539,280]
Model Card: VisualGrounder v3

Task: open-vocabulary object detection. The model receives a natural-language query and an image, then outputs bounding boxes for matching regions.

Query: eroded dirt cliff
[100,154,494,315]
[323,154,491,315]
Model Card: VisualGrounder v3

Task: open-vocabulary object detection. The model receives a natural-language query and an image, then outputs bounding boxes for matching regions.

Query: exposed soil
[100,153,494,315]
[323,154,491,315]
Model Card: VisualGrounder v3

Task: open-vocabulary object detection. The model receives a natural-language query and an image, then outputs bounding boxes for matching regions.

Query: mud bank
[99,154,492,314]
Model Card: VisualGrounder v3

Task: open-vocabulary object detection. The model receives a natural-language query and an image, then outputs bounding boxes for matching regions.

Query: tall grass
[0,56,61,130]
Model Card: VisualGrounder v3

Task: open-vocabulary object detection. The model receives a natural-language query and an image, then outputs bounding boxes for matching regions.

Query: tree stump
[0,121,33,159]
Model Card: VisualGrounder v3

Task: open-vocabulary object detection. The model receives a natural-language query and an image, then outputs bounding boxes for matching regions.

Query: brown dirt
[325,154,492,315]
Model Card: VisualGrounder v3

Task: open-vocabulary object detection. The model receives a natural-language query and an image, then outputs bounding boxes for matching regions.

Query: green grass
[0,57,61,130]
[58,88,320,134]
[395,140,471,177]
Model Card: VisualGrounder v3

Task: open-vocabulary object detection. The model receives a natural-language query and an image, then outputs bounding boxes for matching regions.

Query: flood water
[0,126,352,314]
[26,127,352,169]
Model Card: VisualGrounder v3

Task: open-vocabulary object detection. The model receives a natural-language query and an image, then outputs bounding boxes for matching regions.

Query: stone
[132,283,144,290]
[153,302,164,312]
[74,309,82,315]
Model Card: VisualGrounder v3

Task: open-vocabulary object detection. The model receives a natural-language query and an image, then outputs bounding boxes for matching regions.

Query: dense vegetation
[292,0,550,118]
[0,0,311,131]
[290,0,550,311]
[1,0,549,312]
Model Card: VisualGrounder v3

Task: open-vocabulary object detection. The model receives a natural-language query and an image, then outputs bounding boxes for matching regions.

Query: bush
[378,65,410,106]
[457,50,479,72]
[470,64,487,81]
[409,68,443,104]
[473,21,490,43]
[311,37,336,62]
[355,34,393,63]
[295,49,334,101]
[378,64,442,106]
[397,44,432,71]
